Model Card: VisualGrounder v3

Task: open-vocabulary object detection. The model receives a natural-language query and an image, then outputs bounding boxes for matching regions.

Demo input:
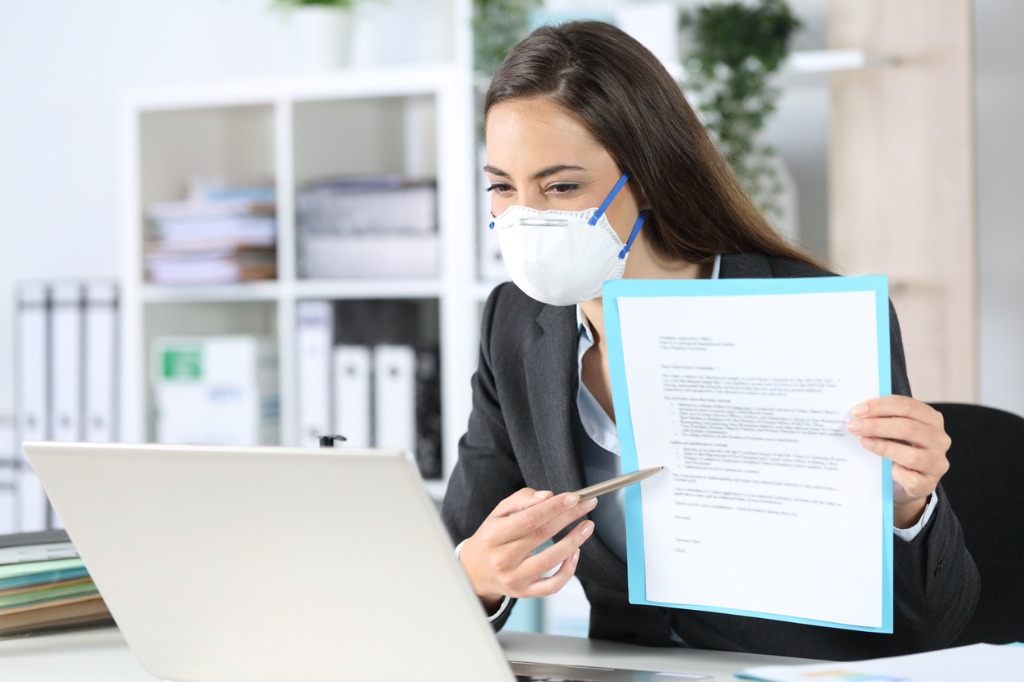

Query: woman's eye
[547,183,581,195]
[485,183,513,195]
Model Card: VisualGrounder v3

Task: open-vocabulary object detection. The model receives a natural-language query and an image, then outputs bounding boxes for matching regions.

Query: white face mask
[490,174,646,306]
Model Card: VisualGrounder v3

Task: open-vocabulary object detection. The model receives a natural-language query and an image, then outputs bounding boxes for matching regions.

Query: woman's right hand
[458,488,598,613]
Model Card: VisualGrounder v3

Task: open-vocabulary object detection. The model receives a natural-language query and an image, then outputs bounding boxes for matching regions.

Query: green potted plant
[680,0,802,222]
[472,0,542,79]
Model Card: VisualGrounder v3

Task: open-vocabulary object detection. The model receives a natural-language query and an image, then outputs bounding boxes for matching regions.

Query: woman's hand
[458,488,598,613]
[846,395,952,529]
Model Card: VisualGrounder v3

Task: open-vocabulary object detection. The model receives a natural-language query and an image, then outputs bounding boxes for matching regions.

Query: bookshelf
[120,63,478,500]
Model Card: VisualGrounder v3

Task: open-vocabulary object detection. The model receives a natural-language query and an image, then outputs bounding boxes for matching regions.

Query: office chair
[930,402,1024,645]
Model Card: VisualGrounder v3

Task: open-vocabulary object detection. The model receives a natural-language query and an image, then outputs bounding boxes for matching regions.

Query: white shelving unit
[120,54,478,499]
[664,48,884,81]
[785,49,890,72]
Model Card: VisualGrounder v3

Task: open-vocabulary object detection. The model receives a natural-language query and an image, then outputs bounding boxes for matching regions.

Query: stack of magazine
[145,180,277,285]
[0,530,113,636]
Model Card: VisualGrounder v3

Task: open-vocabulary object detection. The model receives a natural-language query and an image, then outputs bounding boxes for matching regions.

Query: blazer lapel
[524,303,629,588]
[524,304,587,494]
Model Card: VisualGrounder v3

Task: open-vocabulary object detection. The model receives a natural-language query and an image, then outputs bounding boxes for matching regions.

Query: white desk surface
[499,630,817,681]
[0,626,818,681]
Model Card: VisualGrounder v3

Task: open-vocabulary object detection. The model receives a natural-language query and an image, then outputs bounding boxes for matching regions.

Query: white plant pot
[296,7,354,71]
[350,0,451,68]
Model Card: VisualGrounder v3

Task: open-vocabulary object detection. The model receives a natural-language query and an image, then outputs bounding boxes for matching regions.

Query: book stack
[0,531,113,636]
[145,180,277,285]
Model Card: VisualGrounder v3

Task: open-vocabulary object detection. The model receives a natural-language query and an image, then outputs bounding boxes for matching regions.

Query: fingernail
[570,549,580,563]
[851,403,868,416]
[582,497,598,512]
[564,494,580,507]
[534,490,552,499]
[846,419,863,433]
[579,521,594,537]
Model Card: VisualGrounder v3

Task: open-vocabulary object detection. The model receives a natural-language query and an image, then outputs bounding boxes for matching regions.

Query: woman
[441,21,978,660]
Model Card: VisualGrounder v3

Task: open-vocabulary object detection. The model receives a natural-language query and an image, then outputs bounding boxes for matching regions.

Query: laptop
[23,441,709,682]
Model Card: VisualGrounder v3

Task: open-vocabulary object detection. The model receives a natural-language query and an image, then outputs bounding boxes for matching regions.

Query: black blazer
[442,253,979,661]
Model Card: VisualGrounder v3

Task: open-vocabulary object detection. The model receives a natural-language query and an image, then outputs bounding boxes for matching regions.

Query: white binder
[332,345,372,448]
[372,344,416,456]
[50,282,84,443]
[296,301,333,447]
[83,282,119,442]
[0,417,15,534]
[15,282,51,531]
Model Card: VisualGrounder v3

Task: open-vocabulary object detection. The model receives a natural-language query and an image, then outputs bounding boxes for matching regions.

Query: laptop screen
[23,442,516,681]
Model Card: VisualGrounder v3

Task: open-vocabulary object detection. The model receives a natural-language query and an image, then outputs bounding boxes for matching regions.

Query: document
[602,276,893,632]
[737,642,1024,682]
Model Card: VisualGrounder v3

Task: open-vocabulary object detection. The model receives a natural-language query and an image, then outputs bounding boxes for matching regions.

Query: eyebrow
[483,164,587,180]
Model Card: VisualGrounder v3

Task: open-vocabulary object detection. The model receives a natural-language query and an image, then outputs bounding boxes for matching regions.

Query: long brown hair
[484,20,819,268]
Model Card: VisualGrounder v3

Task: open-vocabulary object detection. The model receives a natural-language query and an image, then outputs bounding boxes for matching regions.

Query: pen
[573,465,665,501]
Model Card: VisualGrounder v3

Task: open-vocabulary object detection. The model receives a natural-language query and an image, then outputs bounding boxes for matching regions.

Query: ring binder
[83,282,119,443]
[15,283,52,532]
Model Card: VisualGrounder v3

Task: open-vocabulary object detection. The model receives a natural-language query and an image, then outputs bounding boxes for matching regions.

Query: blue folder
[602,275,894,633]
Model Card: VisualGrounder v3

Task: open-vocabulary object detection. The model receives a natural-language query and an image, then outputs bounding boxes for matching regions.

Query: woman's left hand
[846,395,951,529]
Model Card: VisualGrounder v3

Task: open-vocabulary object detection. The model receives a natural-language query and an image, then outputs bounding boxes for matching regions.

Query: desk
[499,631,816,681]
[0,626,816,681]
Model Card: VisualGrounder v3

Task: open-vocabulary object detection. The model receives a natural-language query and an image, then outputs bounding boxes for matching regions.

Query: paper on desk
[737,642,1024,682]
[602,276,893,632]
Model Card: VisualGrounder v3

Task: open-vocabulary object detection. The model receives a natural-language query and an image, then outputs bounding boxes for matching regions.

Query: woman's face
[484,97,643,243]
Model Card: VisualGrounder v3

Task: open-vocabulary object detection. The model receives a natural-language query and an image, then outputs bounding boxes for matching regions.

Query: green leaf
[679,0,801,218]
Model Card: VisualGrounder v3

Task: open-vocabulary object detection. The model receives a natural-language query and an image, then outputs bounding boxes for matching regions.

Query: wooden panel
[829,0,976,402]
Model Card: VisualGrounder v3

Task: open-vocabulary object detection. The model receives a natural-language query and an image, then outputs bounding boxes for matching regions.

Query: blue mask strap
[588,174,630,226]
[618,210,647,259]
